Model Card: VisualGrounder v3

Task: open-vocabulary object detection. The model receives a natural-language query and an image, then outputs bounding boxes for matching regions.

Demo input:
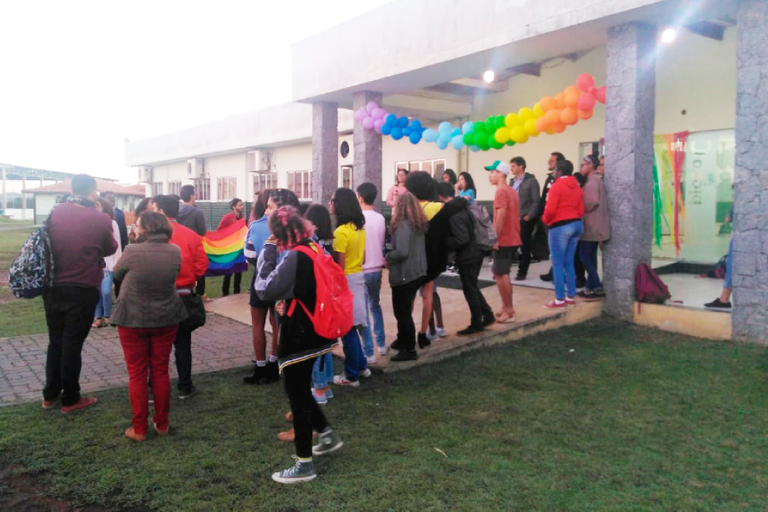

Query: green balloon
[505,140,516,147]
[473,121,487,133]
[487,133,497,148]
[494,116,505,130]
[473,132,486,146]
[463,132,474,145]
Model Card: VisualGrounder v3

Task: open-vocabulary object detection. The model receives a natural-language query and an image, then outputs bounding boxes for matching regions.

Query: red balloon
[594,85,607,104]
[577,73,595,93]
[578,93,596,111]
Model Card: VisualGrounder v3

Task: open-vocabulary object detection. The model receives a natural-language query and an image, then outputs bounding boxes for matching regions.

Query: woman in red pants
[111,211,188,441]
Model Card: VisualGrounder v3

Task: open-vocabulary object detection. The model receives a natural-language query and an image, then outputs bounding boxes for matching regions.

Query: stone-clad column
[732,0,768,343]
[352,91,383,209]
[602,22,657,320]
[312,101,339,206]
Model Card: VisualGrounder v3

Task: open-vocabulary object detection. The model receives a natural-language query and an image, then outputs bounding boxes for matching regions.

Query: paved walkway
[0,314,253,407]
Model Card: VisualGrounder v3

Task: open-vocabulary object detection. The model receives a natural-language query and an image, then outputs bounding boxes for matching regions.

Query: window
[340,165,353,189]
[287,170,312,200]
[394,158,447,179]
[168,181,181,196]
[253,172,277,194]
[217,177,237,201]
[152,182,163,197]
[194,178,210,201]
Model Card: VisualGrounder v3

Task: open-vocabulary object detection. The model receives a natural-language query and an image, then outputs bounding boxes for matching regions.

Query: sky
[0,0,392,183]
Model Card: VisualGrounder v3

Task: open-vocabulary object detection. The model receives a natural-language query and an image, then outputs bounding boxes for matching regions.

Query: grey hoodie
[385,220,426,287]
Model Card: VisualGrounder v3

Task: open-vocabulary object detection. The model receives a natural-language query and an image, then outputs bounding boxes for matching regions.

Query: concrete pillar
[602,22,657,320]
[311,101,339,206]
[732,0,768,343]
[22,171,26,220]
[352,91,383,209]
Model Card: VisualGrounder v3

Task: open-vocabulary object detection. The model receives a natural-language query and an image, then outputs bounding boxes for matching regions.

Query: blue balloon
[469,145,480,152]
[451,134,465,150]
[398,116,409,128]
[422,129,439,143]
[451,127,461,137]
[381,124,392,136]
[385,114,398,127]
[438,131,452,144]
[391,127,404,140]
[438,121,453,134]
[409,131,422,144]
[437,138,449,150]
[403,127,412,136]
[410,119,423,131]
[462,122,474,134]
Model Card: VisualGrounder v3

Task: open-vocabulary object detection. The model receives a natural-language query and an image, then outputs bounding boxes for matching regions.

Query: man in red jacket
[218,198,244,296]
[154,195,209,399]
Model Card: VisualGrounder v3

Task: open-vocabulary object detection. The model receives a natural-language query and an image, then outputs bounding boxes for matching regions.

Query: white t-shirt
[103,219,122,272]
[362,209,386,273]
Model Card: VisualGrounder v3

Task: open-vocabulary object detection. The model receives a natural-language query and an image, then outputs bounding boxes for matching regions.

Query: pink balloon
[366,101,378,113]
[577,93,596,111]
[372,108,386,120]
[576,73,595,93]
[355,108,368,122]
[374,118,385,130]
[362,117,375,130]
[374,124,383,134]
[594,85,607,104]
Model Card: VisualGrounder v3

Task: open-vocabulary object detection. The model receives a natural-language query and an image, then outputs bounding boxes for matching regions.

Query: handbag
[180,293,207,331]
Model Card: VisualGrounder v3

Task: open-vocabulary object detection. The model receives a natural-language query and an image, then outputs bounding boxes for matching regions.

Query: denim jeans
[312,353,334,389]
[725,237,733,290]
[94,270,114,319]
[549,221,584,300]
[361,271,385,356]
[579,241,602,291]
[341,325,368,381]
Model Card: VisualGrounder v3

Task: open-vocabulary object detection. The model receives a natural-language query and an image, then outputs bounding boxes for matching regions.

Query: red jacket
[542,176,585,227]
[170,221,208,288]
[218,212,243,230]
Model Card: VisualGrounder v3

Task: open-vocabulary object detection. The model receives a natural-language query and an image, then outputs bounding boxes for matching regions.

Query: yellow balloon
[545,127,557,135]
[533,103,544,118]
[518,107,535,123]
[524,119,540,137]
[504,113,520,128]
[509,126,529,144]
[494,127,510,144]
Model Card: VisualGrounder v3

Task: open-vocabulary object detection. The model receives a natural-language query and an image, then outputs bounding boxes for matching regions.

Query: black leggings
[284,357,329,458]
[392,279,422,351]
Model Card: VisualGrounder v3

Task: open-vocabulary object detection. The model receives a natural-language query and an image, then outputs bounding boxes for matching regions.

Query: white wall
[204,153,248,200]
[151,161,188,195]
[3,208,34,221]
[34,194,57,222]
[272,143,313,189]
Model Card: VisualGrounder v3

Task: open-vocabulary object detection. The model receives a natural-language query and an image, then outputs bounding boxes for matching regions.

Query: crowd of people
[39,151,608,483]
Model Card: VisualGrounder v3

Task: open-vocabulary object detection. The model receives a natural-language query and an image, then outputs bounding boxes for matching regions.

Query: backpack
[468,202,497,255]
[9,223,55,299]
[634,263,671,305]
[705,254,728,279]
[286,242,354,339]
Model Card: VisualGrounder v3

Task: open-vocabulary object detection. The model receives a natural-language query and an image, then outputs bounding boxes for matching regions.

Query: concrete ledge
[632,302,732,340]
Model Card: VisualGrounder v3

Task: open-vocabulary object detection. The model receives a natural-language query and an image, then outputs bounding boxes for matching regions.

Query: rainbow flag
[202,219,248,277]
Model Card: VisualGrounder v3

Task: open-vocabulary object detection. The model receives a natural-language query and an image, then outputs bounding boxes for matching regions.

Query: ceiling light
[483,70,495,83]
[661,28,677,43]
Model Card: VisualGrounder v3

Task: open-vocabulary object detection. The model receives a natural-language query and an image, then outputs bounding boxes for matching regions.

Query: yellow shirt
[420,201,443,221]
[333,223,366,275]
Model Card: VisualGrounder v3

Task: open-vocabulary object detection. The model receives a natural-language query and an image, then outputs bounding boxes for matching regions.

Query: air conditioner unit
[138,167,153,183]
[187,158,204,178]
[247,150,272,173]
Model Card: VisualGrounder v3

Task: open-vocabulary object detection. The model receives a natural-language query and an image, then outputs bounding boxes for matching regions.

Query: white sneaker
[377,346,389,356]
[366,355,377,365]
[426,330,440,342]
[435,327,447,338]
[360,368,372,379]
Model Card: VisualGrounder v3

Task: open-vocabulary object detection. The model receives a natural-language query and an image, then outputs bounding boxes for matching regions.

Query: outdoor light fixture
[483,70,495,83]
[661,28,677,43]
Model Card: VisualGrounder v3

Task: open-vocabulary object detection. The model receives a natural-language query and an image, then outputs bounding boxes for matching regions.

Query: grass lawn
[1,318,767,511]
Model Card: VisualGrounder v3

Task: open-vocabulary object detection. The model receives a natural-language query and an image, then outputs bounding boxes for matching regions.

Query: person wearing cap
[578,154,610,300]
[508,157,540,282]
[485,161,521,323]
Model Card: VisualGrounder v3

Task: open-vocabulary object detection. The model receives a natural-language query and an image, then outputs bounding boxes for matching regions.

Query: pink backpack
[634,263,671,305]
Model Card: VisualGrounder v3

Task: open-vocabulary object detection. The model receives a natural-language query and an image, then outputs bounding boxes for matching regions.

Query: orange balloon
[545,127,557,135]
[565,89,581,108]
[540,96,557,113]
[545,109,561,125]
[560,107,578,126]
[535,117,549,132]
[555,92,566,109]
[565,85,581,97]
[578,109,594,120]
[552,122,567,133]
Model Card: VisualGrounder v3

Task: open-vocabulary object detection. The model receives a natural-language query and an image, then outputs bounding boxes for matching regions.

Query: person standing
[508,157,541,281]
[542,160,585,308]
[102,192,128,298]
[154,195,209,400]
[485,161,521,323]
[386,168,409,207]
[218,197,245,296]
[357,182,387,362]
[42,174,117,413]
[177,185,209,301]
[92,198,122,328]
[112,211,188,441]
[578,155,610,300]
[456,172,477,203]
[540,152,564,282]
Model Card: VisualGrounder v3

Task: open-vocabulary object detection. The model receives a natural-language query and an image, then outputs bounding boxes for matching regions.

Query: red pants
[118,325,177,435]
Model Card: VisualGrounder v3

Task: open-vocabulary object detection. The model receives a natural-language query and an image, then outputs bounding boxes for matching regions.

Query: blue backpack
[9,223,55,299]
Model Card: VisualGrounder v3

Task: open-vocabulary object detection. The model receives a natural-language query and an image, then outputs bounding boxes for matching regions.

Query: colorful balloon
[385,114,398,127]
[382,124,392,136]
[423,129,438,143]
[524,119,540,137]
[518,108,535,123]
[391,127,404,140]
[535,117,549,133]
[551,122,566,134]
[451,134,465,150]
[533,103,544,117]
[366,101,378,113]
[578,93,596,112]
[504,113,520,128]
[545,127,557,135]
[545,109,561,125]
[560,108,578,126]
[371,108,386,120]
[555,92,566,110]
[463,132,474,145]
[577,109,594,120]
[565,87,581,108]
[398,116,409,128]
[462,122,474,134]
[540,96,557,113]
[594,85,607,104]
[473,121,487,134]
[410,119,423,131]
[505,140,516,147]
[355,108,369,122]
[410,131,422,144]
[363,117,375,130]
[494,127,510,144]
[438,121,452,134]
[510,126,529,144]
[577,73,595,93]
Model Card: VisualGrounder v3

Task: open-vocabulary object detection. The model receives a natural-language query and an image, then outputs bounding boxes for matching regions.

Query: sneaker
[360,368,372,379]
[540,272,553,282]
[265,361,280,384]
[377,346,389,356]
[42,399,58,410]
[272,456,317,484]
[565,297,576,307]
[333,374,360,387]
[312,428,344,456]
[390,339,402,351]
[418,333,431,349]
[390,350,418,362]
[61,397,98,414]
[435,327,447,338]
[578,291,602,302]
[178,386,198,400]
[124,427,146,442]
[366,355,377,365]
[481,315,496,327]
[458,325,484,336]
[243,364,266,384]
[705,298,732,309]
[592,288,606,297]
[324,388,334,399]
[514,273,527,281]
[544,300,568,309]
[312,388,328,405]
[425,330,440,342]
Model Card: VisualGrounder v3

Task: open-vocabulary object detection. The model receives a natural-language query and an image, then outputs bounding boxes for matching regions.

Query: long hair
[305,204,333,240]
[96,197,114,220]
[134,197,153,217]
[332,188,365,229]
[249,189,271,224]
[269,206,315,250]
[390,192,427,235]
[459,172,476,194]
[443,168,457,185]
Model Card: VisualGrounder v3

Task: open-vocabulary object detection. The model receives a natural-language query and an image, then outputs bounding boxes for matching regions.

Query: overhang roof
[24,178,146,197]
